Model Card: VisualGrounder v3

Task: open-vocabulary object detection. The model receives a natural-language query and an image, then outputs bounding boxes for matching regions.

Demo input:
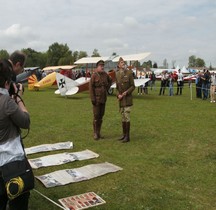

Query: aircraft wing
[111,83,116,88]
[111,78,150,89]
[75,77,91,85]
[134,78,150,87]
[55,73,79,96]
[43,65,76,71]
[17,68,38,83]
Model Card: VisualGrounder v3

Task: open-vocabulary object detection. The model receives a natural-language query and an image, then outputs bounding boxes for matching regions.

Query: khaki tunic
[89,71,112,104]
[116,69,135,108]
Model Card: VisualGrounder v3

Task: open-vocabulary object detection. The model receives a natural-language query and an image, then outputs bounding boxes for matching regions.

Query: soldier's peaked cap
[96,60,105,67]
[118,57,124,64]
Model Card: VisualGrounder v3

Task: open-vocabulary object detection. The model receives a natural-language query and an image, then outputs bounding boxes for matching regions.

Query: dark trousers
[0,176,30,210]
[159,81,166,95]
[93,103,105,121]
[177,81,183,95]
[196,85,202,98]
[202,83,208,99]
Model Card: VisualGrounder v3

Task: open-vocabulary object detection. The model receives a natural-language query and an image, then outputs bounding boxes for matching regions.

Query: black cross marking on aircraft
[59,79,66,88]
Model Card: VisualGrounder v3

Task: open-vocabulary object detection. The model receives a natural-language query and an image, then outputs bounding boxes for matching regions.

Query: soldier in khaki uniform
[116,57,135,143]
[89,60,112,140]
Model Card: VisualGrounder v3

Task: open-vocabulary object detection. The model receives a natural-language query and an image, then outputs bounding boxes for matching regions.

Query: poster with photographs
[58,192,106,210]
[28,150,99,169]
[36,162,123,188]
[25,141,73,155]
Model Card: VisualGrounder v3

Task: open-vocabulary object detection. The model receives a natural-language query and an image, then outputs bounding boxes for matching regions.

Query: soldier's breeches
[120,106,131,122]
[93,103,106,121]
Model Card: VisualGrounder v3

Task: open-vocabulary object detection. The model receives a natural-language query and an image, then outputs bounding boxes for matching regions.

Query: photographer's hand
[17,83,24,97]
[16,83,28,113]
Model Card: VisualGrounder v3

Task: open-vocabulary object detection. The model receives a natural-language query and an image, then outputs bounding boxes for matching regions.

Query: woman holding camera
[0,59,33,210]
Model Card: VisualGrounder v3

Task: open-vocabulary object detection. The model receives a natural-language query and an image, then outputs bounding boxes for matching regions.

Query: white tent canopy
[74,57,109,64]
[112,52,151,62]
[74,52,151,64]
[181,66,190,74]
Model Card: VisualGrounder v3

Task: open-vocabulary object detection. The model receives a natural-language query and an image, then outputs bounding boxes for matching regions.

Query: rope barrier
[136,82,215,101]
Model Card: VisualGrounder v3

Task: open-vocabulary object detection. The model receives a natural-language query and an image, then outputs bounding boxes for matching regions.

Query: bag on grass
[1,158,34,200]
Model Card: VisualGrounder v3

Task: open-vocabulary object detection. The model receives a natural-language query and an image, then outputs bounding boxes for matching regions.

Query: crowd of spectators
[136,68,216,103]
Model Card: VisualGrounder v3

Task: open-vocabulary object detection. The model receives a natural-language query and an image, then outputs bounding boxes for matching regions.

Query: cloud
[0,24,38,51]
[0,0,215,66]
[124,17,139,28]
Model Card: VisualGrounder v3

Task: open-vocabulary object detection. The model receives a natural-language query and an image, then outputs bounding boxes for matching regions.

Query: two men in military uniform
[89,57,135,143]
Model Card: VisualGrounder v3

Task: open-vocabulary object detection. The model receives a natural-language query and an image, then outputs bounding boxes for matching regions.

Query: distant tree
[188,55,205,67]
[209,63,213,70]
[153,62,158,68]
[47,42,72,66]
[78,51,88,59]
[188,55,196,67]
[163,59,168,68]
[133,61,140,67]
[22,48,47,68]
[91,49,100,57]
[0,49,9,60]
[171,60,176,69]
[196,58,205,67]
[58,55,73,65]
[142,60,152,69]
[72,51,79,63]
[112,52,117,56]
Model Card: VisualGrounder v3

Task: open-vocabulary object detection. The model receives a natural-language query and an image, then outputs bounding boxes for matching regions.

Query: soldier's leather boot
[98,120,104,139]
[93,120,99,140]
[122,122,130,143]
[118,122,126,141]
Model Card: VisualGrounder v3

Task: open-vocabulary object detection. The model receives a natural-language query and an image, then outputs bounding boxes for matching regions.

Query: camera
[9,82,24,96]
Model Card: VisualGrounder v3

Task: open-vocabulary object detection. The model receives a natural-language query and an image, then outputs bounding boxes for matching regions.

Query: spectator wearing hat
[116,57,135,143]
[89,60,112,140]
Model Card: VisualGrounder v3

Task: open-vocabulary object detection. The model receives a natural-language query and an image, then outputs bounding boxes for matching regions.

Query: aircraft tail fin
[56,73,79,96]
[28,74,38,90]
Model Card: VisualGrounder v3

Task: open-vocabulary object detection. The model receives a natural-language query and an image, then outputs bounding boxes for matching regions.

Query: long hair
[0,59,13,88]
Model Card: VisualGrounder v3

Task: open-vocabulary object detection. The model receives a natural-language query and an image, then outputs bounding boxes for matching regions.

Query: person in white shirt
[176,69,184,95]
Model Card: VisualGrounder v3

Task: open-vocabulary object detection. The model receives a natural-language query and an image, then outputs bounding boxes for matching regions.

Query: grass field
[22,82,216,210]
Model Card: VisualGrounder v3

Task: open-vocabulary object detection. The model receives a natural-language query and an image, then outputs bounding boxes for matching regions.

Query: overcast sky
[0,0,215,67]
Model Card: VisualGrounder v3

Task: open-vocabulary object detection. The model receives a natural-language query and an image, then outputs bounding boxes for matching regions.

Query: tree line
[0,42,208,69]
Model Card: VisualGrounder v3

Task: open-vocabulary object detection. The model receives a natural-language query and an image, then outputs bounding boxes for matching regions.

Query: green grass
[21,82,216,210]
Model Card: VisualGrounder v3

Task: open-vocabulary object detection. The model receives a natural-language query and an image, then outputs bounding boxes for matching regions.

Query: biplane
[28,72,57,90]
[28,65,76,90]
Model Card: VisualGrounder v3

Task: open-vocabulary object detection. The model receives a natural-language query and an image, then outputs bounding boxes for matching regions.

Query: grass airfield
[23,83,216,210]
